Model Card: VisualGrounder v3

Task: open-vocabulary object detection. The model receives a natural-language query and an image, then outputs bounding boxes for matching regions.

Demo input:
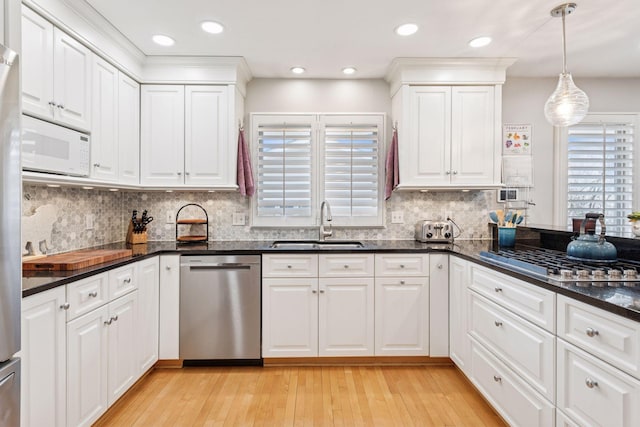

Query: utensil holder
[498,227,516,248]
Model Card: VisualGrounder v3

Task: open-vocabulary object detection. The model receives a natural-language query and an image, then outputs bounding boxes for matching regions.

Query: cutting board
[22,249,133,271]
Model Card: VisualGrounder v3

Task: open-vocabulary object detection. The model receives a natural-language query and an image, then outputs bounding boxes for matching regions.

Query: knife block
[126,222,148,244]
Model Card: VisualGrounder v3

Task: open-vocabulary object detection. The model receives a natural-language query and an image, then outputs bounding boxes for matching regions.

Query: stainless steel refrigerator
[0,42,21,427]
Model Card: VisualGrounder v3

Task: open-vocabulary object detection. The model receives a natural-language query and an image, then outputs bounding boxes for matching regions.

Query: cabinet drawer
[558,339,640,427]
[374,254,429,277]
[469,292,555,401]
[470,263,555,332]
[66,273,109,321]
[470,339,555,427]
[262,254,318,277]
[558,294,640,379]
[319,254,374,277]
[108,263,137,300]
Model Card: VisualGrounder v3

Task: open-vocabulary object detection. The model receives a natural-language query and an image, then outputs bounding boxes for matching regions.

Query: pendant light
[544,3,589,127]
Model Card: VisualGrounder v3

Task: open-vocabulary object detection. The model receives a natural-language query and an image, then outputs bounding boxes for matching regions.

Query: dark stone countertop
[22,235,640,322]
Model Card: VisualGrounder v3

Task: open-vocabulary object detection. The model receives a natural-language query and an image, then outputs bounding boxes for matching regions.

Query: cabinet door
[405,86,451,186]
[374,276,429,356]
[137,257,159,375]
[67,305,109,427]
[429,254,448,357]
[107,292,138,407]
[90,56,118,181]
[140,85,185,185]
[450,86,496,185]
[159,255,180,360]
[53,28,92,131]
[262,278,318,357]
[21,6,54,120]
[118,72,140,184]
[184,85,230,186]
[449,256,471,374]
[319,277,374,356]
[21,287,66,427]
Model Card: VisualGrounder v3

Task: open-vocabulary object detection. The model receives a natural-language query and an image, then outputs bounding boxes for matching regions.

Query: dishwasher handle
[186,263,254,270]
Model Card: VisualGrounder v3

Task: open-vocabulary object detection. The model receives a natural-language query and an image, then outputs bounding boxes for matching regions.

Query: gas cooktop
[479,247,640,288]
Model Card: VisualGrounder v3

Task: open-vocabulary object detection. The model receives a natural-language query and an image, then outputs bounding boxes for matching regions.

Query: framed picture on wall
[503,124,532,155]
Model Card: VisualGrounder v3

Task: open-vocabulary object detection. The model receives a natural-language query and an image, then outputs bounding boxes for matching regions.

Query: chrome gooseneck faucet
[319,200,333,241]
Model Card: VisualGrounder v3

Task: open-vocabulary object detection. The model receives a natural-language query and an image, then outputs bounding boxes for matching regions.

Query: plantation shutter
[256,120,313,223]
[567,117,634,234]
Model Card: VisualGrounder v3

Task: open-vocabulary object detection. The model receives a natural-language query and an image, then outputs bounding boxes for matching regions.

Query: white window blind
[567,116,635,234]
[321,116,383,226]
[256,122,313,223]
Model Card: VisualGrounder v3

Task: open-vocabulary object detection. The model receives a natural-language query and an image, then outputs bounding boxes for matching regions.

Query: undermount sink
[270,241,364,250]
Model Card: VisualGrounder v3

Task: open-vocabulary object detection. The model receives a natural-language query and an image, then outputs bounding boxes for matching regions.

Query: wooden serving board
[22,249,133,271]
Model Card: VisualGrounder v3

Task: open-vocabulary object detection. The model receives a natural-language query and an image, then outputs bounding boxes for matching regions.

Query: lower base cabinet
[470,339,555,427]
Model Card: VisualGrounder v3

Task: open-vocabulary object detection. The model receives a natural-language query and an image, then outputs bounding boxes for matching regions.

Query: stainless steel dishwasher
[180,255,261,365]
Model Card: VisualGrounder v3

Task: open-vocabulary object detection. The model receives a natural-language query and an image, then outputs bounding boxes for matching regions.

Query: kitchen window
[251,114,385,228]
[564,114,637,235]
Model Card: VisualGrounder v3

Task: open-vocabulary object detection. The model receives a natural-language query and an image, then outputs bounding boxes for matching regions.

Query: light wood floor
[95,365,506,426]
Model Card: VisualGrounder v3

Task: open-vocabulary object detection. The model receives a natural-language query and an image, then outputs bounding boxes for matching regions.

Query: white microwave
[21,115,90,177]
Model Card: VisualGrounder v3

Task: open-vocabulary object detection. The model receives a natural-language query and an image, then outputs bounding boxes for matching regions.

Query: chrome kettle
[566,213,617,262]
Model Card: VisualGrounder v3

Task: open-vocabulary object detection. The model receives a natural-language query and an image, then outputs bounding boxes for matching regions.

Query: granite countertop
[22,238,640,322]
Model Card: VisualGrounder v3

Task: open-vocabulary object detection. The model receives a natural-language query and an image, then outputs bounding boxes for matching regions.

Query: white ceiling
[84,0,640,79]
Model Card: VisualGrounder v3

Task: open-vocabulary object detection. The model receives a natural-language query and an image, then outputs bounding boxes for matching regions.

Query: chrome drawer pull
[287,265,292,269]
[344,265,349,269]
[400,264,405,268]
[400,280,405,285]
[586,328,599,337]
[493,375,502,383]
[88,291,98,298]
[60,302,70,310]
[112,315,119,322]
[585,378,598,389]
[494,287,503,293]
[104,318,112,326]
[124,277,132,284]
[494,321,503,327]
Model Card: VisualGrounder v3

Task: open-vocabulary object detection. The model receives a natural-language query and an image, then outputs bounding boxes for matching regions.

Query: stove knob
[444,232,451,239]
[426,233,433,239]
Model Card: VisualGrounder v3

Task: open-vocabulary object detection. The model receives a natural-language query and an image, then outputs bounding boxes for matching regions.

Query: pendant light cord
[561,7,567,74]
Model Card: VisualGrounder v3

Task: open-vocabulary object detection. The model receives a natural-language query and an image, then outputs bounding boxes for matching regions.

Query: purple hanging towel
[237,128,255,197]
[384,127,399,200]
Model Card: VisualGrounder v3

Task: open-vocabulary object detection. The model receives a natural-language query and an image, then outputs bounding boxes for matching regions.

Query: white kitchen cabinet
[106,291,138,407]
[66,272,108,321]
[470,338,555,427]
[141,84,240,188]
[449,256,471,374]
[21,287,66,427]
[137,256,159,374]
[374,253,430,356]
[67,305,109,427]
[21,6,92,132]
[319,277,374,356]
[392,84,499,189]
[159,255,180,360]
[140,85,185,186]
[557,339,640,427]
[91,56,119,181]
[108,262,137,300]
[117,72,140,184]
[429,253,449,357]
[262,277,319,357]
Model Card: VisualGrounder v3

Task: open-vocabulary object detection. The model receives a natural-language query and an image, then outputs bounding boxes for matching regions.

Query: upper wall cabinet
[386,58,515,190]
[21,6,92,132]
[141,84,242,189]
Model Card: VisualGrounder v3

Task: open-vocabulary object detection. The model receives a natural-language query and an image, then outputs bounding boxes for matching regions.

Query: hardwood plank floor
[95,366,506,426]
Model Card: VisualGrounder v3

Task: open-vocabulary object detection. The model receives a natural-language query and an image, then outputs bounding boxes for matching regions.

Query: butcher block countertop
[22,249,133,271]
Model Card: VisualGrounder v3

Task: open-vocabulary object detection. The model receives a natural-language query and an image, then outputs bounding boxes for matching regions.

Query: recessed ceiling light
[469,36,492,48]
[46,184,60,188]
[290,66,306,74]
[342,67,357,75]
[201,21,224,34]
[395,23,418,36]
[152,34,175,46]
[108,188,119,192]
[82,186,94,190]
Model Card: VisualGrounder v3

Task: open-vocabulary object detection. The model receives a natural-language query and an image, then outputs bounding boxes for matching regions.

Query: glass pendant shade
[544,72,589,127]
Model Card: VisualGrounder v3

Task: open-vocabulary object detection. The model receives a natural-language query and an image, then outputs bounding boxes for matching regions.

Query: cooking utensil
[566,213,617,262]
[505,211,513,223]
[496,209,505,226]
[489,211,499,224]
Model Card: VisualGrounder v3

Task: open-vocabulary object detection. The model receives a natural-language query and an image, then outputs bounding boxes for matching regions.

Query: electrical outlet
[391,211,404,224]
[232,212,245,226]
[85,214,94,230]
[166,211,174,224]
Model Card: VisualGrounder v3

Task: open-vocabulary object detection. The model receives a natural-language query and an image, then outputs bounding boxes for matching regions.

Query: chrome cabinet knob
[494,287,503,293]
[312,289,317,294]
[494,320,503,327]
[88,291,98,298]
[586,328,599,337]
[165,266,171,270]
[437,264,443,269]
[287,265,292,269]
[57,104,65,109]
[185,172,190,176]
[400,280,405,285]
[93,163,101,168]
[400,264,405,268]
[585,378,598,388]
[177,172,182,176]
[48,101,56,106]
[446,171,451,175]
[344,265,349,269]
[319,289,325,294]
[60,302,70,310]
[452,170,458,175]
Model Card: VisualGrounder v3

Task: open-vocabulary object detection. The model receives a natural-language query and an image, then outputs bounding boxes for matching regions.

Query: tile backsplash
[23,184,502,255]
